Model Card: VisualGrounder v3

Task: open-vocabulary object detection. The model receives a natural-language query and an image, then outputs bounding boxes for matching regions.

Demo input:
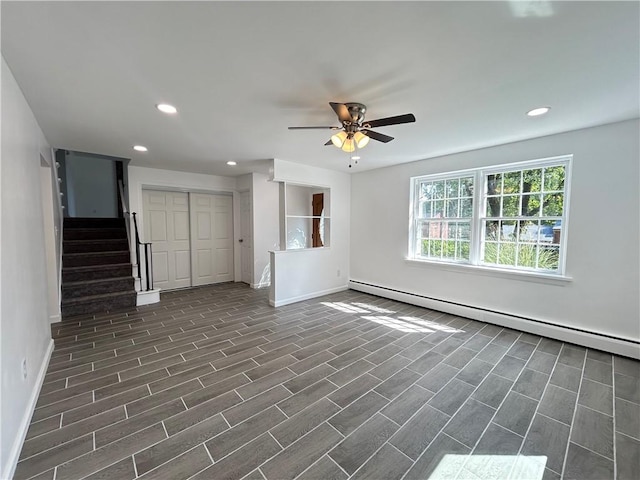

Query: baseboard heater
[349,280,639,360]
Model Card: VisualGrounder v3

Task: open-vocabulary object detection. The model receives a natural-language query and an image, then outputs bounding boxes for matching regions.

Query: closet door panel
[143,190,191,290]
[190,193,234,286]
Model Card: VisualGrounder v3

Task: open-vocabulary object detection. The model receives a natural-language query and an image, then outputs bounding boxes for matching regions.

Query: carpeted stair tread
[63,262,132,272]
[61,276,135,300]
[62,276,134,287]
[64,228,127,240]
[61,292,137,318]
[64,238,128,245]
[64,217,125,228]
[63,251,131,268]
[63,239,129,253]
[62,264,133,283]
[61,290,137,306]
[63,250,131,257]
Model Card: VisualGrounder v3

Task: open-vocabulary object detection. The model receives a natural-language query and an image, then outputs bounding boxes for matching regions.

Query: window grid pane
[417,219,473,262]
[416,175,474,262]
[480,164,565,272]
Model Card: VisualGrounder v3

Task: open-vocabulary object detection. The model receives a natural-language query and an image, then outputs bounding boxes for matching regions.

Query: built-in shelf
[281,183,330,250]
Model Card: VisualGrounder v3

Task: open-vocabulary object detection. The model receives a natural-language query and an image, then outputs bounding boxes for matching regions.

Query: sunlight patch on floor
[321,302,370,314]
[322,302,464,334]
[429,454,547,480]
[398,316,462,333]
[351,302,396,314]
[361,315,435,333]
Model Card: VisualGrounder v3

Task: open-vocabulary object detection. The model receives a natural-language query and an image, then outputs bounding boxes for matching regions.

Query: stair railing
[118,180,154,292]
[131,213,153,291]
[117,180,132,257]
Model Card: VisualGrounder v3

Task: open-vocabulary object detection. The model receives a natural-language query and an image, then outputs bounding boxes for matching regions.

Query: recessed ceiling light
[226,161,237,166]
[527,107,550,117]
[351,156,361,161]
[133,145,148,152]
[156,103,177,114]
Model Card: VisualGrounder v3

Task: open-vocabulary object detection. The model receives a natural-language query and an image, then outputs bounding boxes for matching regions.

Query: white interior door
[143,190,191,290]
[240,191,252,285]
[190,193,234,286]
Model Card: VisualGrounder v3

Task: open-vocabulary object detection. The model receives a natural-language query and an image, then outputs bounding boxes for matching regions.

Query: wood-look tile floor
[16,283,640,480]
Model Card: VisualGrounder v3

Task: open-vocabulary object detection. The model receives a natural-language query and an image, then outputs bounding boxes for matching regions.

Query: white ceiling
[2,1,638,176]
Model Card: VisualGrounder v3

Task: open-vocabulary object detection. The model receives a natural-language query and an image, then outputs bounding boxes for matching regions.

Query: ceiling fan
[288,102,416,153]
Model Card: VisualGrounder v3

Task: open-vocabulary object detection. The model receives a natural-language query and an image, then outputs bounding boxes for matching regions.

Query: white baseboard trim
[269,285,349,307]
[49,313,60,324]
[349,280,640,359]
[137,289,161,306]
[3,338,55,480]
[250,282,270,289]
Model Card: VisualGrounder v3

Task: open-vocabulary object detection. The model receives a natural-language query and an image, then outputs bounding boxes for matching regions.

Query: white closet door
[143,190,191,290]
[190,193,234,286]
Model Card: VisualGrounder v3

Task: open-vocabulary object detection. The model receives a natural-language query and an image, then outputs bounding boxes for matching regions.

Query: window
[410,156,571,275]
[413,175,474,262]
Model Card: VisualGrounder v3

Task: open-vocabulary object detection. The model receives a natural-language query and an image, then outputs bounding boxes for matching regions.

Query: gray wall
[65,151,117,217]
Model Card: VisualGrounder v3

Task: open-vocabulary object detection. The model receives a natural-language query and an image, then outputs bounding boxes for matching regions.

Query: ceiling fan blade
[288,126,340,130]
[364,113,416,129]
[324,139,332,146]
[362,129,394,143]
[330,102,353,124]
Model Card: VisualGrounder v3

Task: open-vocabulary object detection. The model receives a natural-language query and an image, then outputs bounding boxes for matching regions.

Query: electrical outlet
[21,358,27,380]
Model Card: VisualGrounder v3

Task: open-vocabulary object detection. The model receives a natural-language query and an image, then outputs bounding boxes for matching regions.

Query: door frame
[138,185,241,288]
[239,190,253,285]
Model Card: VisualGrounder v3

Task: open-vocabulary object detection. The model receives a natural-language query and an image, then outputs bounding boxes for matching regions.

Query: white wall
[1,57,55,479]
[350,120,640,356]
[65,151,117,217]
[128,165,237,222]
[39,157,61,323]
[236,173,251,192]
[252,173,279,287]
[270,159,350,306]
[286,184,312,216]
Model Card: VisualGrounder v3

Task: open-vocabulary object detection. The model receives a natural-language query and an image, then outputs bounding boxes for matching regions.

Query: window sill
[404,258,572,285]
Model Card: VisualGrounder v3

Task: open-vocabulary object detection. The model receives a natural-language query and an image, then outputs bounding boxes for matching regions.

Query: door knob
[239,239,244,243]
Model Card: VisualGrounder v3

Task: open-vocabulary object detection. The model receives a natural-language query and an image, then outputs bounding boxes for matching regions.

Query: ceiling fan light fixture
[341,137,356,153]
[354,131,370,148]
[331,131,348,148]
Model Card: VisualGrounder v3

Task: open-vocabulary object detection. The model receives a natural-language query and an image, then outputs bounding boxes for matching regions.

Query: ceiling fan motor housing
[344,103,367,126]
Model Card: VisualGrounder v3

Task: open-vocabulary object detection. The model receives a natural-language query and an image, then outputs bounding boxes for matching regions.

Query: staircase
[61,217,137,318]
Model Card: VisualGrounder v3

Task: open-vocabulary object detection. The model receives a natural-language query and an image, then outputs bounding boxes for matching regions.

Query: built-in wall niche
[280,183,330,249]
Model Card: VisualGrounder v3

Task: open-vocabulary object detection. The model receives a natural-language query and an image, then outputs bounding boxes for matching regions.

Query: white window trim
[404,257,572,285]
[411,172,474,262]
[409,154,573,277]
